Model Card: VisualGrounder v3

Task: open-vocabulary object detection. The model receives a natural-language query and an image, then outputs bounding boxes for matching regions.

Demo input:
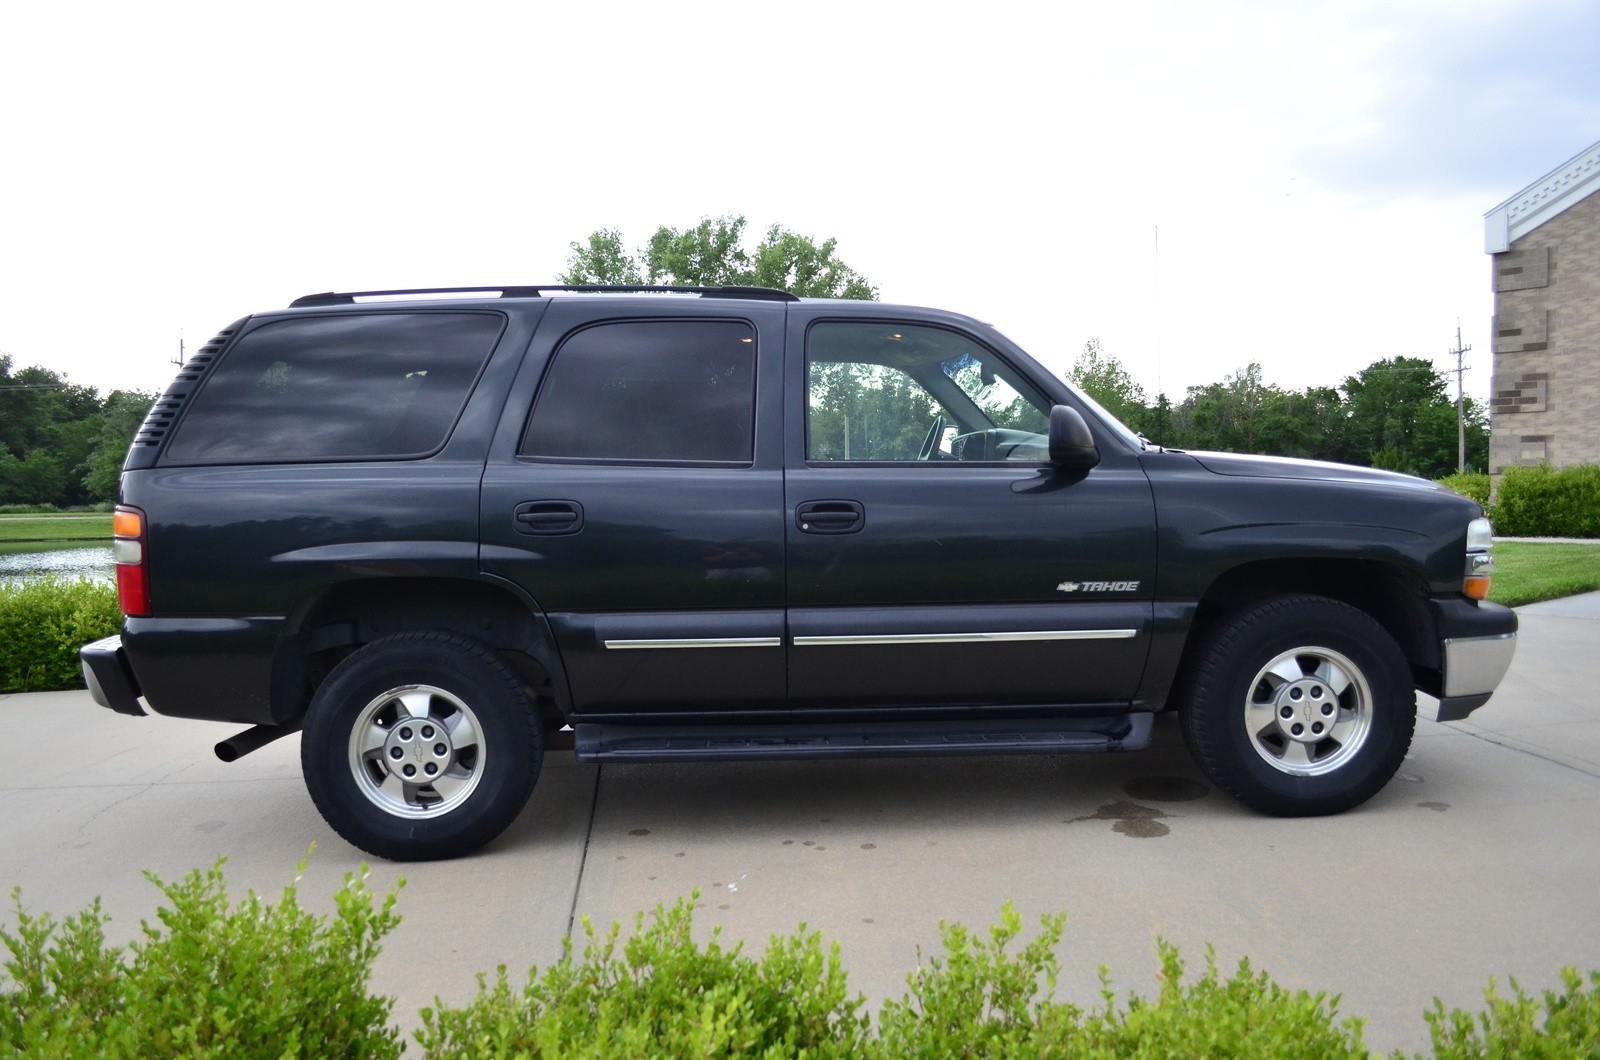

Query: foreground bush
[873,902,1366,1058]
[1494,464,1600,538]
[1,857,402,1058]
[417,896,869,1058]
[5,862,1599,1057]
[1425,968,1600,1058]
[0,577,119,693]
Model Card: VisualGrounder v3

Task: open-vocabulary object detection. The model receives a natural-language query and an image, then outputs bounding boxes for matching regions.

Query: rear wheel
[301,631,542,860]
[1179,595,1414,816]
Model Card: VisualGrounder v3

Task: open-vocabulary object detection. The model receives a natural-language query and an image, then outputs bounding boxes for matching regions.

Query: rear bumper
[79,635,147,717]
[1431,597,1518,722]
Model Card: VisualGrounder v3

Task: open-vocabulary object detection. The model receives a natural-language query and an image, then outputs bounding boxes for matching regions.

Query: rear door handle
[796,500,864,534]
[515,500,584,535]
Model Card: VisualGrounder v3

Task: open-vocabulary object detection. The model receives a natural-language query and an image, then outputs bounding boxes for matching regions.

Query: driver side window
[805,322,1050,463]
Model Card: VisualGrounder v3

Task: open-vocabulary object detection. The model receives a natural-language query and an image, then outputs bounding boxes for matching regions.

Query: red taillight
[112,505,150,616]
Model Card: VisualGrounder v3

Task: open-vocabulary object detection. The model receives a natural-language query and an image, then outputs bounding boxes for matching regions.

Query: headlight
[1464,518,1494,600]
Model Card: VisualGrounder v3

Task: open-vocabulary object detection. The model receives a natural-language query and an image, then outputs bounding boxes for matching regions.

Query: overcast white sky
[3,0,1598,404]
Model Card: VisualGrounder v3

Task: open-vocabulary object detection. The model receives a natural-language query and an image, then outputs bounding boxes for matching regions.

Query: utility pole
[1447,323,1471,473]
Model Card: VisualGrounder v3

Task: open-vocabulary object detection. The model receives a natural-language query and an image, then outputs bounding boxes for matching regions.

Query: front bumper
[79,635,146,717]
[1431,597,1518,722]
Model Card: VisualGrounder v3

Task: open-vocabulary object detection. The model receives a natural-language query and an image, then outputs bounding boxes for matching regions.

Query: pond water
[0,544,115,585]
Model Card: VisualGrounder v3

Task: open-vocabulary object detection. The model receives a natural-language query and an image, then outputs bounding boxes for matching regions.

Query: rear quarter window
[162,312,504,465]
[520,319,756,464]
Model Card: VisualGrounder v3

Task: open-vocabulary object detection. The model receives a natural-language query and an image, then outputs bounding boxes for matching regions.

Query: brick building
[1484,139,1600,473]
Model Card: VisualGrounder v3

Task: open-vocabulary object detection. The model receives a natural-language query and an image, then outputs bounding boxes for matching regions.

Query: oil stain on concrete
[1067,776,1211,838]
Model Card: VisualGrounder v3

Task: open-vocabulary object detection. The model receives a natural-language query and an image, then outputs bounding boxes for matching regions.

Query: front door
[784,315,1157,711]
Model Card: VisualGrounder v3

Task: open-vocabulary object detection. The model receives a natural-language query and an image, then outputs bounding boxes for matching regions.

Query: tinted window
[521,320,755,464]
[807,322,1050,462]
[164,312,503,465]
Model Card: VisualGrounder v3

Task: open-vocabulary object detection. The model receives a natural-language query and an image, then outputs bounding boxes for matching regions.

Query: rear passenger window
[163,312,503,465]
[521,320,756,464]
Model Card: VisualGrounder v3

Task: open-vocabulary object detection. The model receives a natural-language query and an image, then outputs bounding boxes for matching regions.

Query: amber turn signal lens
[1464,576,1491,600]
[113,508,144,537]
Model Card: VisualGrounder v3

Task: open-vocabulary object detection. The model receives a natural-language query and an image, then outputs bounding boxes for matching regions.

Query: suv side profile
[81,285,1518,860]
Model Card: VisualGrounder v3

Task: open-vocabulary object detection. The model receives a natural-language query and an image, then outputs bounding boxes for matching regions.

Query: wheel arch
[269,577,571,727]
[1180,558,1437,691]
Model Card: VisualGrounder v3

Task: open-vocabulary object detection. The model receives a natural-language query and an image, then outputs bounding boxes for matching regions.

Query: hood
[1187,450,1448,492]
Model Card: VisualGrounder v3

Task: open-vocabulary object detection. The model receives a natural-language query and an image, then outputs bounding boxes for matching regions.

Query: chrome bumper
[1443,631,1517,699]
[1431,597,1518,722]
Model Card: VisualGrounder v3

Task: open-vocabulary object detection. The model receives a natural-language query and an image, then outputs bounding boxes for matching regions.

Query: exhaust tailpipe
[215,721,302,763]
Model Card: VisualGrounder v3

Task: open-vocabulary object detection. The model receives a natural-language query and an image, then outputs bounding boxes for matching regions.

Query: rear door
[480,298,786,718]
[784,310,1158,710]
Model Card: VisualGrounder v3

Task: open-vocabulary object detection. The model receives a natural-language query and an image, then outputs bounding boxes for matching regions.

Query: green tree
[1342,357,1485,477]
[0,356,104,507]
[83,390,157,502]
[0,355,159,507]
[1250,385,1353,464]
[1067,339,1149,429]
[560,228,644,285]
[560,215,877,299]
[1172,363,1281,453]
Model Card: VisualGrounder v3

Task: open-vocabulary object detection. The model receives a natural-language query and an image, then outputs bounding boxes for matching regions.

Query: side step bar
[574,713,1153,764]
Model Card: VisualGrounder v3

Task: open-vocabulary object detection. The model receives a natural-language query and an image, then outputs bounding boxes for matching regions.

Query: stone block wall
[1489,188,1600,473]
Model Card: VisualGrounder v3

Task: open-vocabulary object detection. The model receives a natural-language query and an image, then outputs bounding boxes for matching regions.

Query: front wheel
[1179,595,1415,816]
[301,631,542,860]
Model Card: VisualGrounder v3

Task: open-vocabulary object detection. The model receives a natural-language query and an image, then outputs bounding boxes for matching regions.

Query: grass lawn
[0,514,112,544]
[1489,540,1600,607]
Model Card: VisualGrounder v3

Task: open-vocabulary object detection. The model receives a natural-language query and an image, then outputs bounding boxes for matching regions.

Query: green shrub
[0,578,121,693]
[0,855,403,1058]
[4,864,1598,1057]
[417,893,869,1058]
[1072,944,1366,1058]
[873,902,1078,1057]
[1424,968,1600,1058]
[873,903,1366,1058]
[1494,464,1600,538]
[1437,472,1490,508]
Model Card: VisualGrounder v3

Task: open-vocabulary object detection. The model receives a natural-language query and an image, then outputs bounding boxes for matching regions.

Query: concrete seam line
[1443,723,1600,780]
[565,764,602,941]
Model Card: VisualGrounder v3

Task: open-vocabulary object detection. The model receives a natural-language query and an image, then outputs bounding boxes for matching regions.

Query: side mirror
[1049,405,1100,470]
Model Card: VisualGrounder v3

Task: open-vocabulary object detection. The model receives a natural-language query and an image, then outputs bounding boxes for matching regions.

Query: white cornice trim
[1484,139,1600,253]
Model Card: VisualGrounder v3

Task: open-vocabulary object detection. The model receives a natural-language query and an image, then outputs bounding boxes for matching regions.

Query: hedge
[1492,464,1600,538]
[4,860,1597,1058]
[1437,465,1600,538]
[1435,473,1490,508]
[0,578,120,693]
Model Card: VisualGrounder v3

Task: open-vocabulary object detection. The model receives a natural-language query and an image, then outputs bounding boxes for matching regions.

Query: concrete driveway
[3,594,1598,1053]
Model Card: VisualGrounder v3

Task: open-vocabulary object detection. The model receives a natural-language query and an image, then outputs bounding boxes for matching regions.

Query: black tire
[1178,594,1414,816]
[301,631,542,861]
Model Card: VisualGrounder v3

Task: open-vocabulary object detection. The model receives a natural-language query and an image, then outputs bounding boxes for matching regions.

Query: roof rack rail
[289,284,799,308]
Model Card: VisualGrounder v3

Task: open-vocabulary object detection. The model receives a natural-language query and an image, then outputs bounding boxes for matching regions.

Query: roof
[1484,138,1600,253]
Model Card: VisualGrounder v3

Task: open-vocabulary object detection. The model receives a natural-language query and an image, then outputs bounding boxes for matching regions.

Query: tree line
[0,355,154,508]
[1069,339,1488,478]
[0,216,1486,508]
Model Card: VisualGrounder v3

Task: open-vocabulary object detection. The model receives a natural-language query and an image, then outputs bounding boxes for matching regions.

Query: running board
[574,713,1153,764]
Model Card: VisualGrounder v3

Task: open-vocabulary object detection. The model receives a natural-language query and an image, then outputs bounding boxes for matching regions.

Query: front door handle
[796,500,864,534]
[515,500,584,536]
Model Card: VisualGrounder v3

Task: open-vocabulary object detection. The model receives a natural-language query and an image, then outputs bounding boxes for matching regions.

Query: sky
[3,0,1598,406]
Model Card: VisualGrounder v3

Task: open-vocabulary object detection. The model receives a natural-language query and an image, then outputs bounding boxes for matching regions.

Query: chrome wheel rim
[347,684,484,818]
[1243,646,1372,776]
